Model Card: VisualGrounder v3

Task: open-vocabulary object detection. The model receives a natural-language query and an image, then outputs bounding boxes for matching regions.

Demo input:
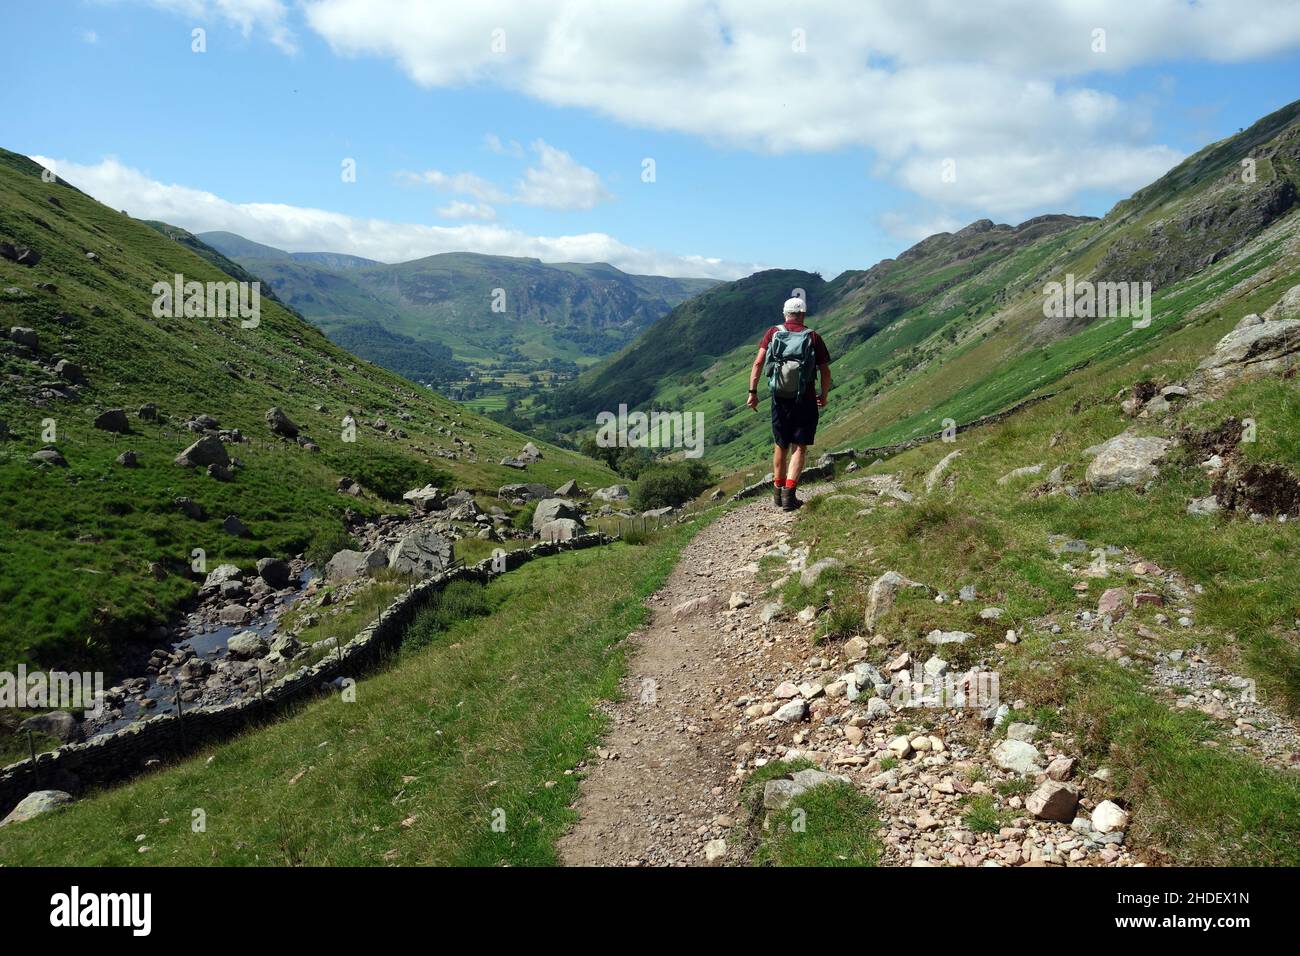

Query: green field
[0,527,697,865]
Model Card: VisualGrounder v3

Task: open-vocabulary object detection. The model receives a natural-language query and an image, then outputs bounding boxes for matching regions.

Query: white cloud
[33,155,755,279]
[397,169,506,203]
[437,200,497,221]
[300,0,1300,216]
[83,30,100,44]
[401,139,612,211]
[484,133,524,158]
[514,140,612,210]
[145,0,296,53]
[878,211,965,245]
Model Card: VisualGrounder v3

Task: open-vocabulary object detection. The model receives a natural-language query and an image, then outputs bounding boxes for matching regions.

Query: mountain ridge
[535,99,1300,470]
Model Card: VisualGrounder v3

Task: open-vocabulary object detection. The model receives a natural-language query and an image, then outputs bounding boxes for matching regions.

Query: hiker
[746,295,831,510]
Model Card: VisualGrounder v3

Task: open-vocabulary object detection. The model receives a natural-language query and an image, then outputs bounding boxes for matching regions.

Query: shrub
[961,794,1006,834]
[632,460,713,510]
[335,448,452,503]
[305,526,357,566]
[512,501,537,531]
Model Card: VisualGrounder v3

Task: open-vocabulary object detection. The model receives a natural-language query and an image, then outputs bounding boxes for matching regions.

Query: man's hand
[746,391,759,411]
[816,392,828,408]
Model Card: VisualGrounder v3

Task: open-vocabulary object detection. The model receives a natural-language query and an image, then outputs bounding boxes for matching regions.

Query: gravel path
[558,499,799,866]
[559,478,1152,868]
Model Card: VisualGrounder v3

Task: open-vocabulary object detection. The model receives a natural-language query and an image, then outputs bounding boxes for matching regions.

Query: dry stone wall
[0,533,612,817]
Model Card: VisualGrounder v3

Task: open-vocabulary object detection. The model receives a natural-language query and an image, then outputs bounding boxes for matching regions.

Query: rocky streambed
[66,481,642,743]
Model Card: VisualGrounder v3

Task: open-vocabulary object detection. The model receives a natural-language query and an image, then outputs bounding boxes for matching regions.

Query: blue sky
[4,1,1299,279]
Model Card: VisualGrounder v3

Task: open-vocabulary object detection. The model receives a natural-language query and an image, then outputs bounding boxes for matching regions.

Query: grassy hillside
[199,233,718,384]
[764,269,1300,863]
[550,100,1300,472]
[0,147,616,672]
[0,528,696,865]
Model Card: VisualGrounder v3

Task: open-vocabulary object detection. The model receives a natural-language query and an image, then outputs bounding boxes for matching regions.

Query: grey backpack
[765,327,816,400]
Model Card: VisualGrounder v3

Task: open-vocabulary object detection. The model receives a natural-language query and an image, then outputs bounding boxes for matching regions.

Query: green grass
[770,305,1300,863]
[961,794,1009,834]
[0,526,697,865]
[742,761,881,867]
[1008,644,1300,865]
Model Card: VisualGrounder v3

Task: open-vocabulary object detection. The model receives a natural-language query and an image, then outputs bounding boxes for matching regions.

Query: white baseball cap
[783,296,806,315]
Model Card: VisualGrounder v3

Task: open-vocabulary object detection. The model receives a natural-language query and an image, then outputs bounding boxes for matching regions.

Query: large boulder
[92,408,130,433]
[256,557,292,589]
[1084,432,1172,491]
[219,604,252,625]
[402,484,446,512]
[924,449,962,492]
[519,442,543,462]
[222,514,250,537]
[9,327,38,349]
[265,406,299,438]
[800,557,843,588]
[226,630,268,660]
[31,449,67,467]
[498,482,551,501]
[324,548,386,582]
[446,498,484,521]
[176,497,205,520]
[175,434,230,468]
[762,768,848,810]
[18,711,80,743]
[1197,316,1300,381]
[0,791,73,827]
[540,518,582,542]
[387,531,454,577]
[1263,284,1300,322]
[54,359,84,384]
[203,564,243,588]
[532,498,581,532]
[592,484,630,502]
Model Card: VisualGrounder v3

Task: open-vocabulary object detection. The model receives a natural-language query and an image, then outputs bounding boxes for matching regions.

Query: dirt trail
[559,476,1152,868]
[558,497,798,866]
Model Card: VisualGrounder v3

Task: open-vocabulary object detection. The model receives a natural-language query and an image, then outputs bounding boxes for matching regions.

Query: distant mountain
[0,147,615,672]
[196,232,381,270]
[542,268,826,422]
[542,99,1300,468]
[198,233,719,388]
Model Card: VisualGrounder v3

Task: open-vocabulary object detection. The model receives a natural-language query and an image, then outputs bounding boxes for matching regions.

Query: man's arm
[817,362,831,407]
[747,346,766,410]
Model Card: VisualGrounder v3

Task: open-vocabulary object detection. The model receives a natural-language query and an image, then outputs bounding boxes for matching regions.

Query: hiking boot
[781,486,803,511]
[773,484,784,508]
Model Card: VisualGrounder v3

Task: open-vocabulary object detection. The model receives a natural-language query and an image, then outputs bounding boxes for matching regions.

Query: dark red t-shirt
[759,321,830,401]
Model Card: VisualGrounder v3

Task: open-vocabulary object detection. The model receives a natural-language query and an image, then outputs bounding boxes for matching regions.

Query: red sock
[785,479,797,489]
[774,479,783,488]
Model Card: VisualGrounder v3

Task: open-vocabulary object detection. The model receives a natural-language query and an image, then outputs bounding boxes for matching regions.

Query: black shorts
[771,395,818,448]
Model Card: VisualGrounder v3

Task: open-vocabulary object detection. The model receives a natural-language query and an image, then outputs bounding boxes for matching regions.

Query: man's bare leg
[772,444,788,505]
[787,444,806,484]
